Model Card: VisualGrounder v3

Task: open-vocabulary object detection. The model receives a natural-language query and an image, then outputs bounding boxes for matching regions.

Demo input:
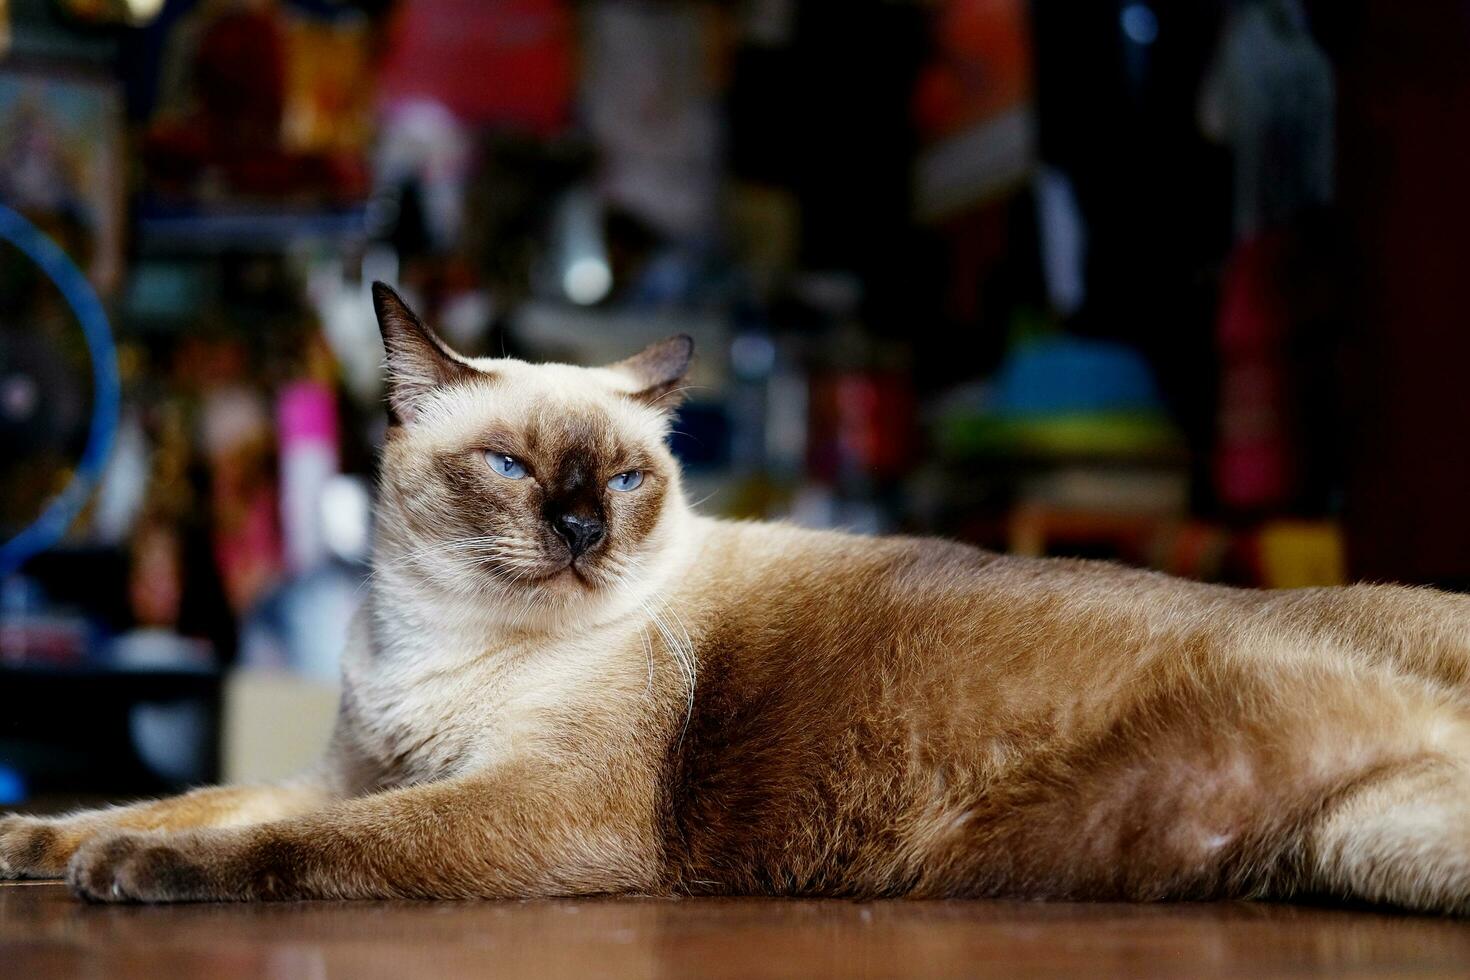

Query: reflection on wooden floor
[4,880,1470,979]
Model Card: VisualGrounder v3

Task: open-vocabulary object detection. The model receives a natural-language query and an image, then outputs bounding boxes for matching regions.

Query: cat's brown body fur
[5,284,1470,912]
[668,527,1470,906]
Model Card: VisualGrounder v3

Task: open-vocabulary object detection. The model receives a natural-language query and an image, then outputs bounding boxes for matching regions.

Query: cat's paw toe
[0,815,70,879]
[67,833,142,901]
[67,833,212,904]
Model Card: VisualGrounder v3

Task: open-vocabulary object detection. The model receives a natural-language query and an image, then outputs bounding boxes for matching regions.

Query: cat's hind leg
[919,653,1470,914]
[1291,757,1470,914]
[0,782,332,880]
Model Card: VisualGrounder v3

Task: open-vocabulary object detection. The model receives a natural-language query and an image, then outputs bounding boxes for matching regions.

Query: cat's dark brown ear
[372,281,479,425]
[612,334,694,410]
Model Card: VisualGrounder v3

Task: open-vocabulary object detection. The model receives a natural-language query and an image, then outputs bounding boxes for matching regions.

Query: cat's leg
[0,782,334,880]
[1254,583,1470,906]
[919,655,1470,912]
[63,761,660,903]
[1289,758,1470,913]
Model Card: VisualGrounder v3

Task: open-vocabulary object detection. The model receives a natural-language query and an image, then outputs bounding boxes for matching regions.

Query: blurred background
[2,0,1468,808]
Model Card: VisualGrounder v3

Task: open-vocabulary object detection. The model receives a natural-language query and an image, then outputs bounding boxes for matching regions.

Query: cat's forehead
[411,357,666,454]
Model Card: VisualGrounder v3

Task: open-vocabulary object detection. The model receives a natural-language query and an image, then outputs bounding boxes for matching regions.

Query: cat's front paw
[0,814,81,879]
[66,832,219,903]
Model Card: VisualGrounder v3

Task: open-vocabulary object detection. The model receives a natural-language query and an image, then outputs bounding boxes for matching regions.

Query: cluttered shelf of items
[2,0,1350,806]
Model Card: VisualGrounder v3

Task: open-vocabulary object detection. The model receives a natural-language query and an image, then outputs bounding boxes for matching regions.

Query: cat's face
[370,283,693,626]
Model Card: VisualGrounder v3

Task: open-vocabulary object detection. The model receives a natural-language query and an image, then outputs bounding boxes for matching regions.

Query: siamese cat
[5,282,1470,914]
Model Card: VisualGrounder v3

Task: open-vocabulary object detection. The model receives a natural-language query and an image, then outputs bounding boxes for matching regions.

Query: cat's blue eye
[608,470,644,492]
[486,452,528,480]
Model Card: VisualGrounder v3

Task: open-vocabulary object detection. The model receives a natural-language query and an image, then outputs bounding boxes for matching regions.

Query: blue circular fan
[0,203,121,578]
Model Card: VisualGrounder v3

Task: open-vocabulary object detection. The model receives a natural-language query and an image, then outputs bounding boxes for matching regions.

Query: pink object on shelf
[277,381,340,574]
[278,381,339,447]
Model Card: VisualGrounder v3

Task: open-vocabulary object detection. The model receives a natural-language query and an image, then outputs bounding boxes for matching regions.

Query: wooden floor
[4,880,1470,979]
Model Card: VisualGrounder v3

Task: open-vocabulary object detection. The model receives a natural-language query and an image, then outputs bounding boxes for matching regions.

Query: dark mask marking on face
[544,448,607,557]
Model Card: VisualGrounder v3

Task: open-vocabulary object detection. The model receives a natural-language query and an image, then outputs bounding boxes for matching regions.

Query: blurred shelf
[0,663,219,700]
[938,448,1192,471]
[0,663,223,796]
[136,203,369,255]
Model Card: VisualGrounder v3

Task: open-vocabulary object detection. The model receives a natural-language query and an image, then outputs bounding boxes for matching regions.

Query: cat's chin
[487,558,649,632]
[540,565,592,589]
[514,560,611,593]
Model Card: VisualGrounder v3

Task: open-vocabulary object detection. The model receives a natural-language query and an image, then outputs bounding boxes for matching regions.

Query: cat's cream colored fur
[4,282,1470,912]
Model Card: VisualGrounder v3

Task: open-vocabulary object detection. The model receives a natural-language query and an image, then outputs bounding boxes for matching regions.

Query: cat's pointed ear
[612,334,694,411]
[372,281,478,425]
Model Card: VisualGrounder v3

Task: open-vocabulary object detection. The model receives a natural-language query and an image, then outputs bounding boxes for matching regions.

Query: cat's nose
[552,513,605,558]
